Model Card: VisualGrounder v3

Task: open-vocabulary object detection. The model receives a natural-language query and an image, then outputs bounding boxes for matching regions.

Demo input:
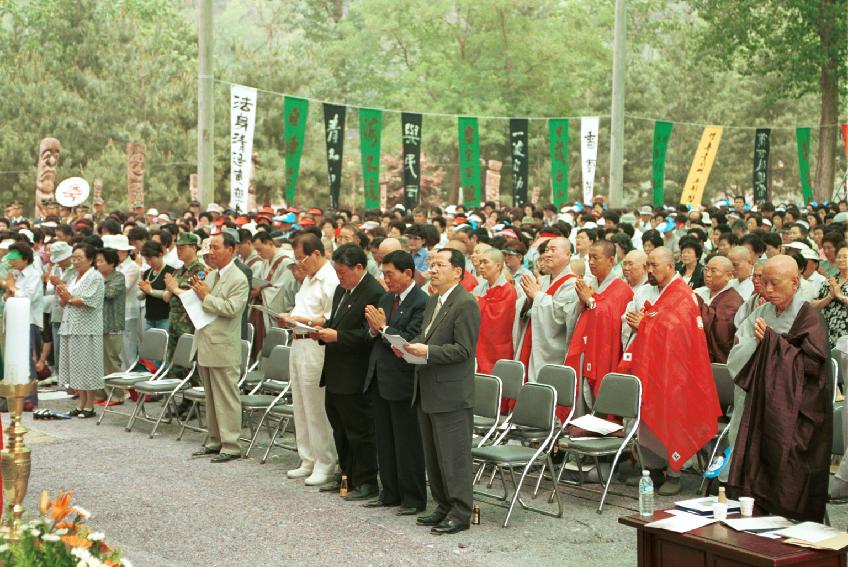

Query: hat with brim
[657,221,675,233]
[0,239,13,250]
[102,234,133,251]
[800,247,822,262]
[49,241,73,263]
[620,213,636,224]
[221,227,240,243]
[300,217,317,226]
[639,206,652,216]
[175,232,201,247]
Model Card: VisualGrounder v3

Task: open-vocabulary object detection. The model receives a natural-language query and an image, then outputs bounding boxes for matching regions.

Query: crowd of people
[0,192,843,530]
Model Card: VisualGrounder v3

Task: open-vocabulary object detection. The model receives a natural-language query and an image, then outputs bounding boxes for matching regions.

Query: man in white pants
[276,233,339,487]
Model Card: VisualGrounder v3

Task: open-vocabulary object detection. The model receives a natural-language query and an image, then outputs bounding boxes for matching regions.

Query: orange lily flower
[60,534,92,549]
[49,492,73,522]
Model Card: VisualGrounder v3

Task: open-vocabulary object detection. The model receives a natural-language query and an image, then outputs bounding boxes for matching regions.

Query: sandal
[67,408,84,417]
[77,409,96,419]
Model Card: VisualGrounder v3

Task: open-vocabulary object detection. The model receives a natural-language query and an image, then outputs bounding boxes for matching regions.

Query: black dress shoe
[396,506,426,516]
[363,498,398,508]
[416,512,447,526]
[345,483,379,501]
[210,453,240,463]
[431,518,470,535]
[192,447,220,457]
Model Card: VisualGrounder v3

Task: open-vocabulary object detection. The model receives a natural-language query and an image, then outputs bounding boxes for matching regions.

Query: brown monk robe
[727,255,832,522]
[695,256,743,364]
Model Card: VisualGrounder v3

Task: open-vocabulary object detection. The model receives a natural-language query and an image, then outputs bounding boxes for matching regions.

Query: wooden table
[620,510,847,566]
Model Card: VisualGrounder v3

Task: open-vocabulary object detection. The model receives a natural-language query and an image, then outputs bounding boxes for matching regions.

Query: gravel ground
[15,395,848,567]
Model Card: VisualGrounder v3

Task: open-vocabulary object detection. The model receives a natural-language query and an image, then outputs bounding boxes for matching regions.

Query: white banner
[580,116,600,204]
[230,84,258,212]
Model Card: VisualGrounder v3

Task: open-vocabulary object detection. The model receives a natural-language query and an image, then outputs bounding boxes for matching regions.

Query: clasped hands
[274,312,338,343]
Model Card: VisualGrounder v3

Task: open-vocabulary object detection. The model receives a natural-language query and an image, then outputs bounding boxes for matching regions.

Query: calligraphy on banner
[580,117,600,204]
[679,126,723,207]
[359,108,383,209]
[230,84,257,212]
[323,103,346,209]
[651,121,673,209]
[283,96,309,206]
[796,127,814,205]
[401,112,422,209]
[458,117,481,208]
[752,128,770,203]
[510,119,529,207]
[549,118,569,207]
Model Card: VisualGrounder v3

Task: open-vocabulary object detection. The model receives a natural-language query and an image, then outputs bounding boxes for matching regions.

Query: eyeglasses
[429,262,452,270]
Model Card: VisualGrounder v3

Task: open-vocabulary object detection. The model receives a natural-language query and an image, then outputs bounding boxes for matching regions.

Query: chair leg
[149,392,178,439]
[246,409,272,457]
[96,386,117,426]
[125,396,146,432]
[698,428,730,495]
[598,446,628,514]
[503,466,522,528]
[176,401,196,441]
[261,417,283,464]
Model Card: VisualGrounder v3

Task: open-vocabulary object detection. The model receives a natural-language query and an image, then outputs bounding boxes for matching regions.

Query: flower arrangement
[0,491,130,567]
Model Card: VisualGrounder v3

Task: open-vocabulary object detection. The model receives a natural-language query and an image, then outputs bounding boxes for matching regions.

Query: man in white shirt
[160,229,183,269]
[728,246,755,301]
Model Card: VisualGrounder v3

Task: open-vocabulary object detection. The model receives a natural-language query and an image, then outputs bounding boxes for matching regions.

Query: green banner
[458,116,481,207]
[283,96,309,206]
[796,127,813,204]
[359,108,382,209]
[651,121,673,209]
[549,118,569,207]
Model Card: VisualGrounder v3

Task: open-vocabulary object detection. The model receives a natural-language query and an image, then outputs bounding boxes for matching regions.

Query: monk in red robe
[474,248,518,374]
[566,240,633,398]
[695,256,744,363]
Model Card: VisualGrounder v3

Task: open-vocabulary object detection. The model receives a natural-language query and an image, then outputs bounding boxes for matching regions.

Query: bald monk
[374,237,403,290]
[733,259,767,328]
[622,250,649,293]
[695,256,744,363]
[473,248,518,374]
[725,255,831,521]
[621,247,680,351]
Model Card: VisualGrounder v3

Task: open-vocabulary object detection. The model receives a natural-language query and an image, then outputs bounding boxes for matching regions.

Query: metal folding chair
[241,345,292,456]
[473,373,502,447]
[698,363,736,494]
[241,327,288,391]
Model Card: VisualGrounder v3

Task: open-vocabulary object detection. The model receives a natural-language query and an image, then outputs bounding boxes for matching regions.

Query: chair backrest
[593,373,641,420]
[834,402,845,456]
[139,328,169,361]
[264,346,291,382]
[473,374,501,420]
[711,363,735,414]
[833,346,847,388]
[511,383,556,431]
[240,340,250,376]
[536,364,576,410]
[491,359,525,400]
[261,328,288,359]
[171,334,195,369]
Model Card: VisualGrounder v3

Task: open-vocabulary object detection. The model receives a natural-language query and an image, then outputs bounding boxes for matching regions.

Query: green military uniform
[167,234,208,384]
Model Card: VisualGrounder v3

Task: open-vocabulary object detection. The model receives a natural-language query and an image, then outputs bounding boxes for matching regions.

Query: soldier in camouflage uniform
[163,232,207,387]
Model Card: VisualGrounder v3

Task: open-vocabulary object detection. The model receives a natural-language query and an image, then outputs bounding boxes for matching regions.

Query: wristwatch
[586,297,596,309]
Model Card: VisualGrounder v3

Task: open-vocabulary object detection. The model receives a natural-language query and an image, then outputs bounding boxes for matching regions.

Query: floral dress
[817,278,848,346]
[59,268,105,391]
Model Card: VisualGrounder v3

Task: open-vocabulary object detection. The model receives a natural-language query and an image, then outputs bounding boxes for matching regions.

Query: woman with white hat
[103,234,140,371]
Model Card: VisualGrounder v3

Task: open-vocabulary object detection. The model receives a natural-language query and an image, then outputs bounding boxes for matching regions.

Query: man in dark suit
[363,250,428,516]
[402,248,480,535]
[313,243,384,501]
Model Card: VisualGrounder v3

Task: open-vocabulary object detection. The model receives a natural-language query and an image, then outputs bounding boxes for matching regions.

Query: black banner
[323,103,346,208]
[510,118,529,207]
[752,128,770,203]
[401,112,422,209]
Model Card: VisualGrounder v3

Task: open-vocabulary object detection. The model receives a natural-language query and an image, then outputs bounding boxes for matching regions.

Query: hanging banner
[752,128,771,203]
[796,127,813,204]
[651,121,673,209]
[322,103,346,209]
[549,118,569,208]
[842,123,848,161]
[283,96,309,206]
[458,116,481,208]
[230,84,257,212]
[679,126,723,207]
[401,112,422,209]
[510,118,529,207]
[359,108,382,209]
[580,117,600,204]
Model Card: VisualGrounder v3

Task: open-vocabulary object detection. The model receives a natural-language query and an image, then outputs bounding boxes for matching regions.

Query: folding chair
[97,328,168,426]
[471,382,562,527]
[241,327,288,391]
[698,363,736,493]
[473,373,502,447]
[126,334,196,437]
[241,345,292,455]
[556,372,642,514]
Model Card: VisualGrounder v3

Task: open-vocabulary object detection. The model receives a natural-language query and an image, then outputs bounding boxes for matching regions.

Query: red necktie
[390,295,400,317]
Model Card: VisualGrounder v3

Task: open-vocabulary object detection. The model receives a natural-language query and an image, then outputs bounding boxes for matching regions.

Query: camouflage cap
[175,232,200,247]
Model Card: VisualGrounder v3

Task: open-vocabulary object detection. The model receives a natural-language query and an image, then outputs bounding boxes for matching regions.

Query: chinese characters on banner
[509,119,529,207]
[359,108,383,209]
[323,104,346,209]
[796,127,813,205]
[283,96,309,206]
[580,117,600,204]
[458,116,481,208]
[548,118,569,207]
[230,84,257,212]
[651,121,673,209]
[752,128,770,203]
[401,112,422,209]
[679,126,723,207]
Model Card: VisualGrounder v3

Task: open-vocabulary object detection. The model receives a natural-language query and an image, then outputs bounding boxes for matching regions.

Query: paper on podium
[384,332,426,364]
[645,512,717,533]
[570,414,624,435]
[179,290,217,330]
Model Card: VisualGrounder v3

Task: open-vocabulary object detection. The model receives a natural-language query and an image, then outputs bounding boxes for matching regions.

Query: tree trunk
[814,0,839,202]
[449,143,459,205]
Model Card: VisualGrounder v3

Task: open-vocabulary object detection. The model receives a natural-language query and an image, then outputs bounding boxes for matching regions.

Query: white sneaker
[304,472,334,486]
[286,466,313,479]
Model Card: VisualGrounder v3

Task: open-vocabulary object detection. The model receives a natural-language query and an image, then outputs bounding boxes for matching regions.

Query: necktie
[334,290,350,318]
[390,294,401,318]
[424,297,443,336]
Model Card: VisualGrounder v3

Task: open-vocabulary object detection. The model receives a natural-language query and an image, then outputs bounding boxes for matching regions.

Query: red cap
[213,217,227,225]
[286,207,300,214]
[300,217,317,226]
[255,215,272,224]
[258,207,274,215]
[234,216,250,226]
[307,208,323,216]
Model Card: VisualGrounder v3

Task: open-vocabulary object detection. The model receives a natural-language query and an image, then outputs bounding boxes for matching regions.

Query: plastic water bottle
[639,470,654,517]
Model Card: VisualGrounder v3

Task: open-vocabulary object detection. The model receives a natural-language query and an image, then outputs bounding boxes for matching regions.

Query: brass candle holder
[0,380,37,542]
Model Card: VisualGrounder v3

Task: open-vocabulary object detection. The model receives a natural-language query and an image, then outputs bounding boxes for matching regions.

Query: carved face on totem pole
[35,137,61,217]
[127,143,146,210]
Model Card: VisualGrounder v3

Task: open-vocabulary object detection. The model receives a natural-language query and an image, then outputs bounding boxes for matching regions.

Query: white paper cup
[712,502,728,520]
[739,497,754,517]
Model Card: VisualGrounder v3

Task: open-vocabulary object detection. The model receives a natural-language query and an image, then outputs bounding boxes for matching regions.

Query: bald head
[588,240,616,281]
[647,246,676,288]
[375,237,402,264]
[729,246,753,281]
[622,249,648,287]
[704,255,734,293]
[444,240,467,253]
[478,247,505,285]
[545,237,573,276]
[761,255,800,312]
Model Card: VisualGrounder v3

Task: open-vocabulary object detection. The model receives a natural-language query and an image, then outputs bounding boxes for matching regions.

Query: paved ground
[15,395,848,567]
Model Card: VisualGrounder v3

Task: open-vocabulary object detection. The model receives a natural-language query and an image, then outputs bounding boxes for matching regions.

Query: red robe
[565,278,633,396]
[460,270,478,293]
[476,281,518,374]
[617,278,720,472]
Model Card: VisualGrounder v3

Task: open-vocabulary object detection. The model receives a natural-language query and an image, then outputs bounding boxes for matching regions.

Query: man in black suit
[363,250,428,516]
[402,248,480,535]
[314,243,384,501]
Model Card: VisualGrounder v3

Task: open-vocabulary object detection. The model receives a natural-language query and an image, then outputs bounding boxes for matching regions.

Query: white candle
[4,297,31,385]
